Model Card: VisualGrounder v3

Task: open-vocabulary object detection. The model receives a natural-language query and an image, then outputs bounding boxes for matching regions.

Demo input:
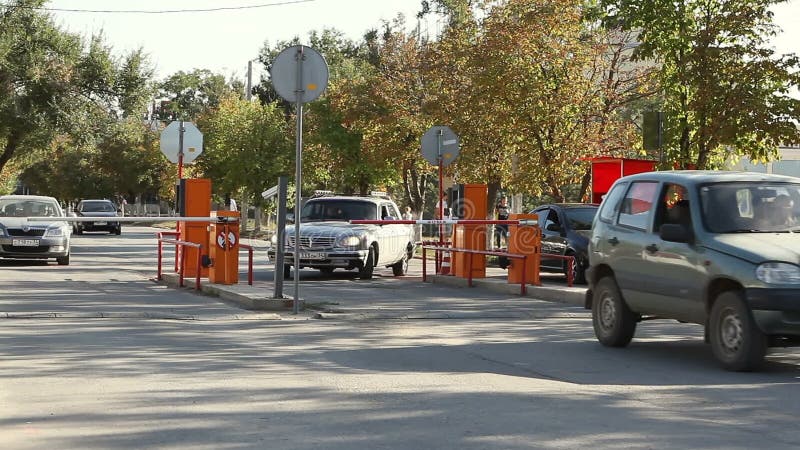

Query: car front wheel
[709,291,767,371]
[592,276,637,347]
[56,254,70,266]
[359,245,376,280]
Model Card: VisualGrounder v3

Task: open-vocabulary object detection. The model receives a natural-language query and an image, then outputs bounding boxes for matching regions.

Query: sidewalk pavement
[159,260,590,321]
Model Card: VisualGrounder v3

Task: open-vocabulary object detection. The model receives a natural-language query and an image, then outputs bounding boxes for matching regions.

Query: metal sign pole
[273,176,288,298]
[293,48,305,315]
[437,129,444,246]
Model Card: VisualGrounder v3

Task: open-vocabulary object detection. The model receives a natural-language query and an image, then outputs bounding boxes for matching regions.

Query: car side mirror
[545,223,561,232]
[660,223,693,243]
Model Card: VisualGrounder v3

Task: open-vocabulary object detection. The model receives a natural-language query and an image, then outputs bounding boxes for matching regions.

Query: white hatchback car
[0,195,71,265]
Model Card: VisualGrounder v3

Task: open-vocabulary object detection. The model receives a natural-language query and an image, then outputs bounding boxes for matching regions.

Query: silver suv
[269,195,415,279]
[587,171,800,371]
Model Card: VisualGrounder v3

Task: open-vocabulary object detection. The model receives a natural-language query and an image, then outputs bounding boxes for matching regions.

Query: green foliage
[603,0,800,169]
[156,69,243,121]
[195,95,293,205]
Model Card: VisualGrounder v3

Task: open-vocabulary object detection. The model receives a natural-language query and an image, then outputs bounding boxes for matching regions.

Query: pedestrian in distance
[495,195,510,248]
[224,193,238,212]
[402,206,413,221]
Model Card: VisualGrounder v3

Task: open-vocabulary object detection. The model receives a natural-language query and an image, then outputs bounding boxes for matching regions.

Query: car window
[301,200,377,221]
[598,183,627,223]
[388,204,400,219]
[540,208,557,230]
[618,181,658,231]
[0,199,60,217]
[655,183,692,230]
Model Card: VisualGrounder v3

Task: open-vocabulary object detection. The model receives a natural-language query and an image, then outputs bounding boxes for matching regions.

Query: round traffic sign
[270,45,329,104]
[421,126,460,167]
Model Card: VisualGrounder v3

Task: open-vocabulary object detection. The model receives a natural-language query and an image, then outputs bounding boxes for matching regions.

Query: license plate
[12,239,39,247]
[300,252,326,260]
[94,221,107,226]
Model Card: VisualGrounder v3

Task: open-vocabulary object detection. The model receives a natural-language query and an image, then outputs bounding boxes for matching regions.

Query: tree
[156,69,243,122]
[603,0,800,169]
[195,94,293,218]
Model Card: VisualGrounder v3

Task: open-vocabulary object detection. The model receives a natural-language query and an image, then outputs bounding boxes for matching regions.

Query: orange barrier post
[178,178,212,278]
[208,211,240,285]
[452,183,487,279]
[507,213,541,286]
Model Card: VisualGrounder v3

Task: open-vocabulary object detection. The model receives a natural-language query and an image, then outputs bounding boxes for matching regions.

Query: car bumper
[268,248,369,268]
[745,288,800,335]
[79,221,120,231]
[0,236,69,259]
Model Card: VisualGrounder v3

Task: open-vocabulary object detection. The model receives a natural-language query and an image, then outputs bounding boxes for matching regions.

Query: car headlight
[755,262,800,284]
[44,226,67,237]
[337,235,361,247]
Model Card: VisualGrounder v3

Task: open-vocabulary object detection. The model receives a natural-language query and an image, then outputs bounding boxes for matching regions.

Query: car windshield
[564,207,598,231]
[0,199,60,217]
[700,181,800,233]
[301,200,377,222]
[80,201,116,212]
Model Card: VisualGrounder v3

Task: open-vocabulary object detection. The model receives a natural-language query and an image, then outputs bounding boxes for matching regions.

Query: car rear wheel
[392,248,411,276]
[592,276,636,347]
[359,245,376,280]
[709,291,767,371]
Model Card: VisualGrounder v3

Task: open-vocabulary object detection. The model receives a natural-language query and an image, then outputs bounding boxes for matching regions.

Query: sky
[46,0,433,81]
[43,0,800,83]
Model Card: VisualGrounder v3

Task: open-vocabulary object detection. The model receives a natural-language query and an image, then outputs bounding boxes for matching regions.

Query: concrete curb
[0,311,282,321]
[427,274,588,307]
[159,273,304,312]
[314,310,589,321]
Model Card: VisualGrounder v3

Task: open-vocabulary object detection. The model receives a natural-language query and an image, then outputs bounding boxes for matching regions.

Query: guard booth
[208,210,240,284]
[177,178,211,278]
[588,158,658,203]
[450,183,488,279]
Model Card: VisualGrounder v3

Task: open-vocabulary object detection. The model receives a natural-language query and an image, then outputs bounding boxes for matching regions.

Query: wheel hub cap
[720,312,743,352]
[600,293,616,329]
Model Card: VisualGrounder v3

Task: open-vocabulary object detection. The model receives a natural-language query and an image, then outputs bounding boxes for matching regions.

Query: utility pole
[246,60,253,101]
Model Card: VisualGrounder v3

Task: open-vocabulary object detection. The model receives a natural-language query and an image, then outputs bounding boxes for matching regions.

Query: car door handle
[645,244,658,253]
[607,237,619,245]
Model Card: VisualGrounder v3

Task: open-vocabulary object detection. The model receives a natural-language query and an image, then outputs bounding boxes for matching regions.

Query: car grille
[2,245,49,253]
[288,236,336,249]
[7,228,46,237]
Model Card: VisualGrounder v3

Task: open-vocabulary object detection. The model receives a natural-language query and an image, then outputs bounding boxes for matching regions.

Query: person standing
[495,195,510,248]
[224,193,238,212]
[402,206,413,221]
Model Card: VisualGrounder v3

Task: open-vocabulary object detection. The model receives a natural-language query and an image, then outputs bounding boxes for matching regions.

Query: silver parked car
[0,195,71,265]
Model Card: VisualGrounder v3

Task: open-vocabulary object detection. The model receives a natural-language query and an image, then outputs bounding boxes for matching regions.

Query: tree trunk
[240,193,248,233]
[0,129,23,176]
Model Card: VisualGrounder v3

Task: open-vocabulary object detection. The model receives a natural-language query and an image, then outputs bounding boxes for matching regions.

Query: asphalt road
[2,226,800,449]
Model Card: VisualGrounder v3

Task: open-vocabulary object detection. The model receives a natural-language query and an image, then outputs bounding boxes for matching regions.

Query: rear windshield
[301,200,377,222]
[564,207,598,231]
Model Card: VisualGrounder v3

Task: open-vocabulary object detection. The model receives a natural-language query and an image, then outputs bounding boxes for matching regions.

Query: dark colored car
[531,203,599,284]
[74,199,121,235]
